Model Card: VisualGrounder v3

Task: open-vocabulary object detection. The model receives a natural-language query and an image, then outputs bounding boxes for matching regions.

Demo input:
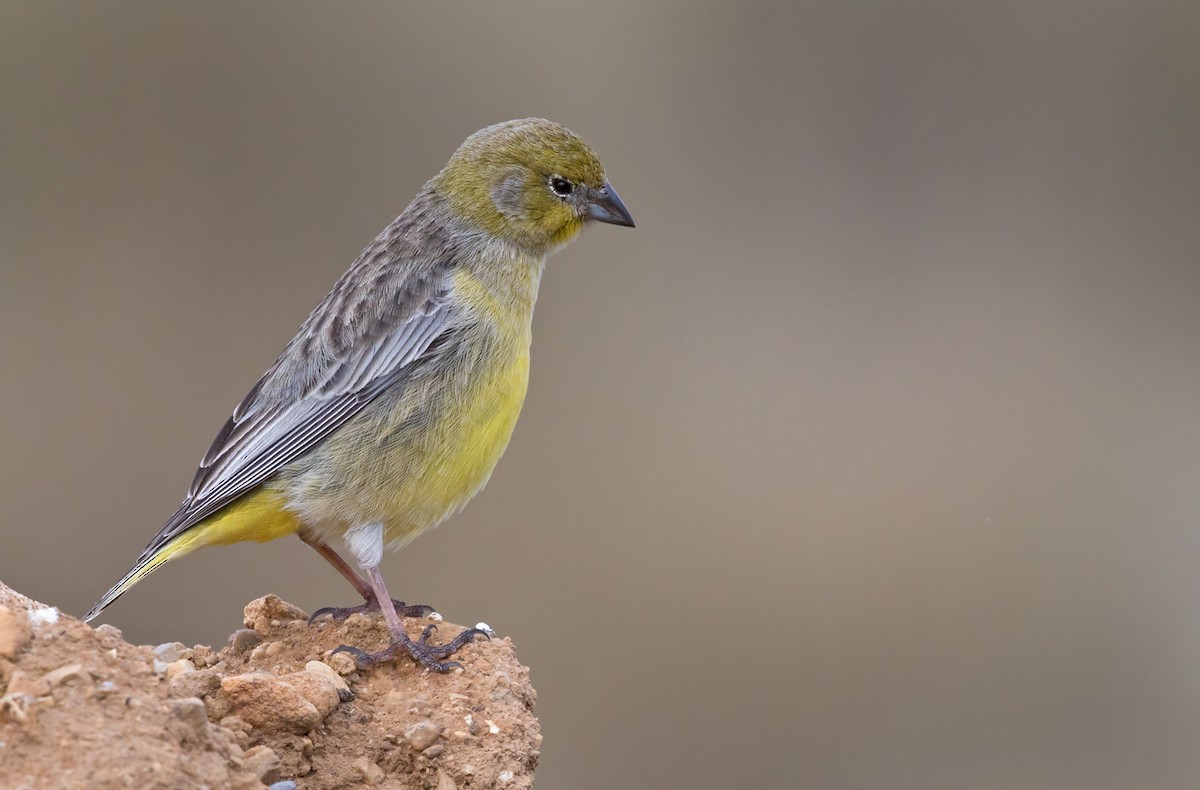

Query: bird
[83,118,634,671]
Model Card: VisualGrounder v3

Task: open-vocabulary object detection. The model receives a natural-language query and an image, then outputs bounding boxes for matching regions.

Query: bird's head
[434,118,634,254]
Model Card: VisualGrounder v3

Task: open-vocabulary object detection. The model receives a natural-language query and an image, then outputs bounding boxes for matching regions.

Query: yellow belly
[271,264,536,548]
[173,486,301,549]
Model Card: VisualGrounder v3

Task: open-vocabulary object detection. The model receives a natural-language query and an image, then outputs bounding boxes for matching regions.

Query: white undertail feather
[345,522,385,569]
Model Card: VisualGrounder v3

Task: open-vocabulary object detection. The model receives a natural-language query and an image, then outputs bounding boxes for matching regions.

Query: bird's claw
[308,598,434,626]
[331,626,490,673]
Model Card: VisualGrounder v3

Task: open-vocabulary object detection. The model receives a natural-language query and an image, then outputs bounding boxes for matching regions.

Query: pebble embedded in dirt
[230,628,263,654]
[170,667,222,700]
[243,744,283,783]
[405,719,444,750]
[220,670,338,734]
[170,696,211,740]
[0,605,32,658]
[304,659,350,693]
[244,595,309,635]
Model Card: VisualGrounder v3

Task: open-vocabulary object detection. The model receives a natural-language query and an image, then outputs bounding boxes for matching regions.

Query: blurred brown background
[3,2,1199,787]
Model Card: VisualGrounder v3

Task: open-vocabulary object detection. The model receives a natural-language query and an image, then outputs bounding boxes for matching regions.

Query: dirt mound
[0,582,540,789]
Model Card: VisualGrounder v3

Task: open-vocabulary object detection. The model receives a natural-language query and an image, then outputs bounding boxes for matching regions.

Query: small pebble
[191,644,215,667]
[164,659,195,679]
[229,628,262,654]
[242,595,308,629]
[42,664,86,687]
[474,622,494,637]
[498,770,514,784]
[351,756,384,784]
[153,642,192,663]
[170,668,221,700]
[28,606,59,626]
[404,720,442,751]
[304,660,349,692]
[0,606,32,659]
[1,693,31,722]
[4,670,49,699]
[268,782,297,790]
[169,697,209,738]
[242,744,281,782]
[93,623,123,642]
[326,651,357,676]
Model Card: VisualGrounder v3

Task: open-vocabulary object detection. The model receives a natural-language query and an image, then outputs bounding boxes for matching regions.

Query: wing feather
[171,293,452,538]
[83,188,479,622]
[141,205,464,556]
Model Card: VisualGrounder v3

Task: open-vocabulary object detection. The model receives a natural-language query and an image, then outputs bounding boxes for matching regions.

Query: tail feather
[83,487,300,622]
[83,530,202,622]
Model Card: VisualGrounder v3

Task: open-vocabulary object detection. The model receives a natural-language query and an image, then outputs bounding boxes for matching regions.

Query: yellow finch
[84,118,634,670]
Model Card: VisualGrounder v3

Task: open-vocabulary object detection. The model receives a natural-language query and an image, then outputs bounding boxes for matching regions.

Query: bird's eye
[550,176,574,198]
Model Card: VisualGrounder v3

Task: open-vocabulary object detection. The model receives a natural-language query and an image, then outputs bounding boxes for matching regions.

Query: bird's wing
[144,246,459,557]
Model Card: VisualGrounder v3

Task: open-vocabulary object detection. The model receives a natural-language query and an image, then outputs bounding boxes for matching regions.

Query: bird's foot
[308,596,434,626]
[332,624,490,673]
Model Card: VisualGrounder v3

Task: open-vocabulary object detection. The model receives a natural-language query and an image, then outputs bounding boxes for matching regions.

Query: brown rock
[205,690,233,721]
[243,595,308,635]
[165,658,196,678]
[221,672,323,734]
[229,628,263,654]
[405,720,443,751]
[303,660,349,693]
[325,650,357,676]
[153,641,193,663]
[43,663,87,687]
[170,668,222,700]
[242,744,282,783]
[278,668,341,719]
[169,697,210,740]
[0,605,32,658]
[219,667,342,735]
[93,623,124,648]
[4,669,50,699]
[352,756,385,785]
[191,644,216,667]
[0,691,33,723]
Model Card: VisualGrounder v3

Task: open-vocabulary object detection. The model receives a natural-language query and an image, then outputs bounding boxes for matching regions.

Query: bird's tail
[82,527,205,623]
[83,487,301,622]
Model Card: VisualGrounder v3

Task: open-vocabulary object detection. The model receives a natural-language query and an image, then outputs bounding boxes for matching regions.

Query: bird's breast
[277,262,541,546]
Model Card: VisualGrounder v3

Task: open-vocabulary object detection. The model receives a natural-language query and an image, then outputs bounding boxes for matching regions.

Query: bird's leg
[299,532,433,624]
[333,565,489,673]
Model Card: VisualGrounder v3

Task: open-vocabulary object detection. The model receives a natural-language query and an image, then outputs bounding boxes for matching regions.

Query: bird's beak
[586,182,635,228]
